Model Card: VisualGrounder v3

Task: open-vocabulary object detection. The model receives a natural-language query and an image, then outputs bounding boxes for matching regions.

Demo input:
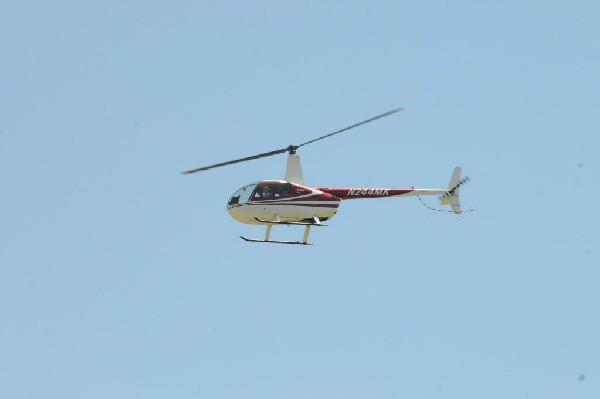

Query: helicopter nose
[227,203,246,224]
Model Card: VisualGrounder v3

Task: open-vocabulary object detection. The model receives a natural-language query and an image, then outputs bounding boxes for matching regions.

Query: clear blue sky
[1,1,598,398]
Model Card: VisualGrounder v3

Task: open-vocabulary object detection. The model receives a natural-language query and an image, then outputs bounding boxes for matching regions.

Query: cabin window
[253,183,274,199]
[279,183,291,198]
[252,182,291,200]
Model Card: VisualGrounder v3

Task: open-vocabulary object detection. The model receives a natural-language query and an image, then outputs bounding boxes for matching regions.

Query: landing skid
[240,236,313,245]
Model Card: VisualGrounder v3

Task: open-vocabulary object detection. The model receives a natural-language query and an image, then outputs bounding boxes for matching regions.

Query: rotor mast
[284,153,304,185]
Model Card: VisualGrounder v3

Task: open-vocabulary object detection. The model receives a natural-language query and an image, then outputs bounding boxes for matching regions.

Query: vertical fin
[447,167,462,190]
[440,167,463,214]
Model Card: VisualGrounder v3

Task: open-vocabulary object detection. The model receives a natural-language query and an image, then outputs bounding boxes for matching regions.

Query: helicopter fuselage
[227,180,340,224]
[226,179,450,225]
[183,108,467,244]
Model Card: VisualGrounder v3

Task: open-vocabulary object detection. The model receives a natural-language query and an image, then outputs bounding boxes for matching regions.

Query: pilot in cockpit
[261,185,271,198]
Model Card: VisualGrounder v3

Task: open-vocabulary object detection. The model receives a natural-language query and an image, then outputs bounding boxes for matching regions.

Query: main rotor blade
[298,107,404,148]
[181,147,289,175]
[181,107,403,175]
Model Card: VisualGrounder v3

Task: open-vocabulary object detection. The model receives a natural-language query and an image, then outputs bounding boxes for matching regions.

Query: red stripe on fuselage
[246,202,339,208]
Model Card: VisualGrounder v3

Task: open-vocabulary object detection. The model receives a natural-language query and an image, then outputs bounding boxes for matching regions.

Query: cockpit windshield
[228,183,257,205]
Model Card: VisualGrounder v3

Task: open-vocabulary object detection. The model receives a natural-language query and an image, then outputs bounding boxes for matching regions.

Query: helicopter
[182,108,468,245]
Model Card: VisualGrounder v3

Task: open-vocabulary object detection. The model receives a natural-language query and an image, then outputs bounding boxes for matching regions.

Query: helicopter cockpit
[227,183,257,206]
[228,181,295,206]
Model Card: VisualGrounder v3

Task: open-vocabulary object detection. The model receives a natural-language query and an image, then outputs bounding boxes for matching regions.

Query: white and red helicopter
[182,108,468,245]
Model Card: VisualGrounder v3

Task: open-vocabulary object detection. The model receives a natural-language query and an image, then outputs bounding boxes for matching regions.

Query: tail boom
[317,187,447,200]
[317,167,465,214]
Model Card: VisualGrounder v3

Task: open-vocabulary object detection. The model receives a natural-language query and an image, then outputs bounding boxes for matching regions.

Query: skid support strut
[303,225,311,244]
[264,224,272,241]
